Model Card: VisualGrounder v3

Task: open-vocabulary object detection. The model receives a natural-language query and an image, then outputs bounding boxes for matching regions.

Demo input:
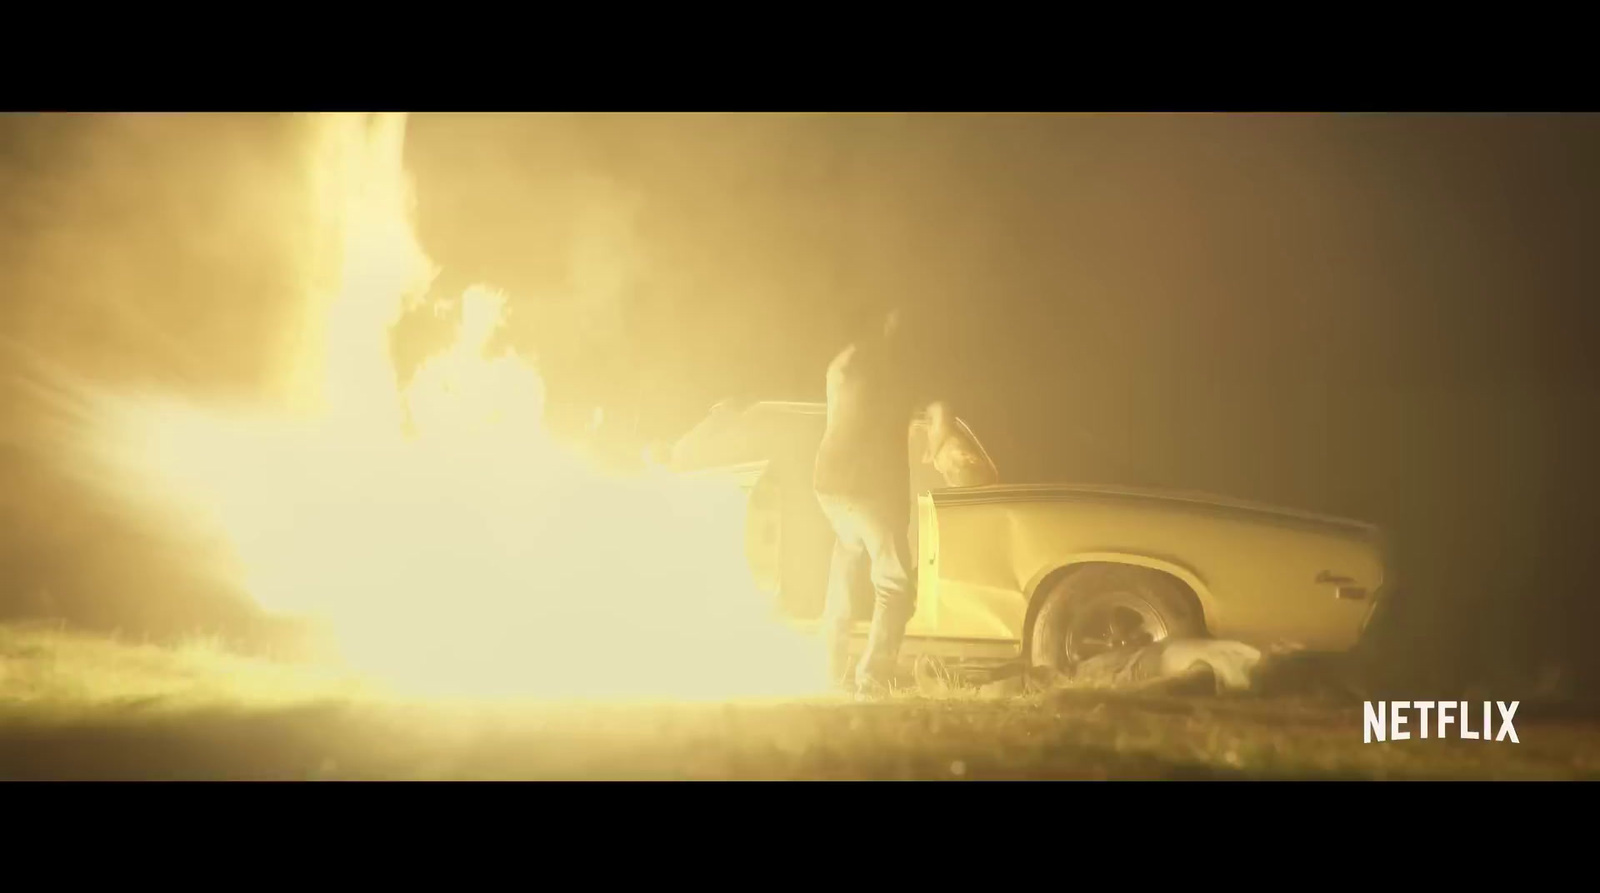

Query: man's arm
[921,401,998,487]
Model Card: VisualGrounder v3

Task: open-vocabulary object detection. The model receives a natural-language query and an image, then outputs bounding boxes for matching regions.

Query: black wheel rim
[1064,593,1171,663]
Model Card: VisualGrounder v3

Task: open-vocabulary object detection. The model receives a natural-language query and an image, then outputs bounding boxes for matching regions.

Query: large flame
[86,113,828,701]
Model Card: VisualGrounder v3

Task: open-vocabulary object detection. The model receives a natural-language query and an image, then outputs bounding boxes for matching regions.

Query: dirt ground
[2,623,1596,780]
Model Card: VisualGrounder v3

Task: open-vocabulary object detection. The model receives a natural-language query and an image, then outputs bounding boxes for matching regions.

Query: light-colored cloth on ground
[915,638,1271,698]
[1068,638,1265,692]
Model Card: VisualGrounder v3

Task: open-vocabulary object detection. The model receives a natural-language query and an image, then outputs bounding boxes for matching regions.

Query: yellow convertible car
[669,400,1390,676]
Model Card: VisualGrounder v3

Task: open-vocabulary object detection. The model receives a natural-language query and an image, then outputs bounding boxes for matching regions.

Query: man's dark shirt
[813,328,916,505]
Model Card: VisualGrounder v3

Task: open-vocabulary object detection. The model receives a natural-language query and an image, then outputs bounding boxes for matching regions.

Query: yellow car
[670,400,1390,676]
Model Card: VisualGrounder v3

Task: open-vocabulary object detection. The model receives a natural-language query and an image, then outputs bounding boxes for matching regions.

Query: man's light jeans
[816,490,918,691]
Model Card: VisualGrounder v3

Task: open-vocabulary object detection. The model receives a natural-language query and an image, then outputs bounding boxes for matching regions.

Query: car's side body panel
[917,485,1387,654]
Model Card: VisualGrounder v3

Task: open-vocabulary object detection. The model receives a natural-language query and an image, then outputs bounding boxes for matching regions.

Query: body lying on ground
[913,638,1362,699]
[1064,638,1267,692]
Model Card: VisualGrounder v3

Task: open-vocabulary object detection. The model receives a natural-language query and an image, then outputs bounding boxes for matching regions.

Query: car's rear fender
[922,488,1386,653]
[1017,554,1217,658]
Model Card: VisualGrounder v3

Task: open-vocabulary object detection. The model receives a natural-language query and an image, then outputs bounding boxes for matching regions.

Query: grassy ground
[2,622,1596,780]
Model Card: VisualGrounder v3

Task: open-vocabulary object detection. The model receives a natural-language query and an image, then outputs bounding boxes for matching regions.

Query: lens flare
[82,113,828,701]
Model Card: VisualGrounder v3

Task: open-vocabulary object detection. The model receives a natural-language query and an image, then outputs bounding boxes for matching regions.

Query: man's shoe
[854,675,894,701]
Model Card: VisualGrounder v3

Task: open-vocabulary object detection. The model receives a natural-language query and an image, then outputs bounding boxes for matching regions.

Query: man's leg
[854,501,918,693]
[819,509,871,691]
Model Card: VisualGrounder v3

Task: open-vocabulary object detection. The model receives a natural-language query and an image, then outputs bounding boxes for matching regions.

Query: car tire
[1029,564,1207,673]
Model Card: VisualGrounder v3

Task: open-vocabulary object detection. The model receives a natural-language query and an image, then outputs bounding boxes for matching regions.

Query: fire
[85,113,828,701]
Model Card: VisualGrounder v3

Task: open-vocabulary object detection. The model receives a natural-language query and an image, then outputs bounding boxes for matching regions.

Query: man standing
[814,309,920,699]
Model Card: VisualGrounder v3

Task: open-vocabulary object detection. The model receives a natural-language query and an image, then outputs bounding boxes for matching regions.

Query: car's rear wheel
[1029,564,1207,673]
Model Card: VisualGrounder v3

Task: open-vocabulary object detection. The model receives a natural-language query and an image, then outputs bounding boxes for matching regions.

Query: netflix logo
[1363,701,1519,743]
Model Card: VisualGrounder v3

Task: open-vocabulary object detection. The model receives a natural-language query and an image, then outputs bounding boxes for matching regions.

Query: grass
[1,622,1596,780]
[0,620,371,719]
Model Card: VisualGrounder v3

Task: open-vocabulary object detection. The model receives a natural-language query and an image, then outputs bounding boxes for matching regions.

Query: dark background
[2,113,1594,695]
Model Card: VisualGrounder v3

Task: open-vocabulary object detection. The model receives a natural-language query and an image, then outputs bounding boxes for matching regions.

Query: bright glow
[84,113,828,701]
